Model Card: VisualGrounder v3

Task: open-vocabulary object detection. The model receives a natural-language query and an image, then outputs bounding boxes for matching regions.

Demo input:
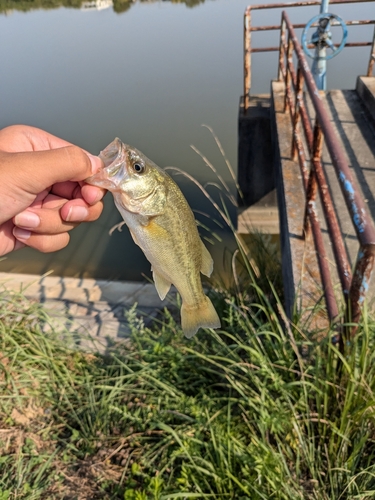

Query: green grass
[1,267,375,499]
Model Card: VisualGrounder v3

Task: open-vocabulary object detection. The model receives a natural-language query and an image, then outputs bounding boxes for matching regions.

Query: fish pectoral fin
[200,240,214,277]
[153,270,172,301]
[140,184,167,216]
[181,295,220,338]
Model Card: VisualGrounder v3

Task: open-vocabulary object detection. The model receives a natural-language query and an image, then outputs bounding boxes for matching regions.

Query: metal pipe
[321,0,330,12]
[306,185,340,321]
[368,24,375,75]
[244,9,251,111]
[282,54,343,320]
[291,65,304,160]
[278,18,287,82]
[311,153,353,296]
[250,20,375,32]
[284,79,340,320]
[311,0,330,90]
[284,33,294,112]
[349,244,375,329]
[285,57,353,294]
[288,98,340,320]
[248,0,374,11]
[283,29,352,296]
[251,42,374,53]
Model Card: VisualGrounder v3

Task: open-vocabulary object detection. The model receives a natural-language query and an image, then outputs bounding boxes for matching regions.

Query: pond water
[0,0,373,282]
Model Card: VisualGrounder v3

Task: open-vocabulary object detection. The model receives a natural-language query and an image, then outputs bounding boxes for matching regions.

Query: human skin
[0,125,106,257]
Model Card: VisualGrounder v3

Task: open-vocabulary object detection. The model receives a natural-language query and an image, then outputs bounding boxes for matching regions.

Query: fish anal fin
[153,270,171,301]
[200,240,214,277]
[181,295,220,339]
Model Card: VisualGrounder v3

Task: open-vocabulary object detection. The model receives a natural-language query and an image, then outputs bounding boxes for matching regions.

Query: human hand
[0,125,106,256]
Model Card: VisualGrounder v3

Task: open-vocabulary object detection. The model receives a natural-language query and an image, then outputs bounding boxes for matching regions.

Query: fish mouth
[86,138,126,190]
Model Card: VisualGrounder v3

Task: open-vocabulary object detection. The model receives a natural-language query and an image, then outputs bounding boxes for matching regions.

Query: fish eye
[133,162,145,174]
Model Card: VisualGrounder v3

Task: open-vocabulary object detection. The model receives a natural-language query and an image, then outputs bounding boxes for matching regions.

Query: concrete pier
[237,95,279,235]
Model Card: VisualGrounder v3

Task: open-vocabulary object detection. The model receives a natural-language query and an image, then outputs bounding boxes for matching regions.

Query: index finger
[0,125,75,153]
[1,146,103,196]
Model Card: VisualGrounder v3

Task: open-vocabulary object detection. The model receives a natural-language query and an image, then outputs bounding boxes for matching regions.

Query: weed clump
[1,277,375,499]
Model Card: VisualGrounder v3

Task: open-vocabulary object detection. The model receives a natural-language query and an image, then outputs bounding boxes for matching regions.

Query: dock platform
[239,1,375,331]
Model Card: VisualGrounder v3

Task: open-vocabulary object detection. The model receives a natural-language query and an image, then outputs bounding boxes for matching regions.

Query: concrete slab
[237,191,280,234]
[0,272,177,352]
[0,272,175,307]
[98,320,131,339]
[356,76,375,126]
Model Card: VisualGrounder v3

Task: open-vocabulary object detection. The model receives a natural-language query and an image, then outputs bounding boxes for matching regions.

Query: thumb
[1,145,103,195]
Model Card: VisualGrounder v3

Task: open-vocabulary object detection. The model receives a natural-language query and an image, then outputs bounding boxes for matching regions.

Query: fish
[86,138,220,338]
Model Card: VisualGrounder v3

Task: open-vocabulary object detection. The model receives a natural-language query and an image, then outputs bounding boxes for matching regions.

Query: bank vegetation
[1,235,375,499]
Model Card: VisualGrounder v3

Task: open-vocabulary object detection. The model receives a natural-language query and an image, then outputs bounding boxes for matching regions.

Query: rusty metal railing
[281,9,375,331]
[243,2,375,333]
[244,0,375,111]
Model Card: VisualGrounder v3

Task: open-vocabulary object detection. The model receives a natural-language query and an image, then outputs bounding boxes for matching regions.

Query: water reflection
[0,0,207,15]
[81,0,113,11]
[0,0,372,282]
[112,0,206,15]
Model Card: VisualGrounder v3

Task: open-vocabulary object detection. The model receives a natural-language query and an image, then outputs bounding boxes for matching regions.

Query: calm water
[0,0,373,281]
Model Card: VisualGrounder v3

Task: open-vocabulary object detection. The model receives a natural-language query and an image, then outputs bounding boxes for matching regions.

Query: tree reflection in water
[0,0,207,14]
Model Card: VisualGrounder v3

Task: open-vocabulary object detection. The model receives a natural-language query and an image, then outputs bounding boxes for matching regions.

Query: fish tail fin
[181,295,221,339]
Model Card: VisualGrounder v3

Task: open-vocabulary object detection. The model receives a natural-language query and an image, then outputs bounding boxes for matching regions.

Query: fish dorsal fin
[140,184,167,216]
[153,270,171,301]
[200,240,214,277]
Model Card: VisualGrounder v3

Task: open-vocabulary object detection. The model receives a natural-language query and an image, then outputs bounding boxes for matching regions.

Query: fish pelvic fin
[200,240,214,277]
[153,270,171,301]
[181,295,220,339]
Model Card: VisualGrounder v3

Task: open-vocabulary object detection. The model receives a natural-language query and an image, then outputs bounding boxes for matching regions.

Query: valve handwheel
[302,13,348,60]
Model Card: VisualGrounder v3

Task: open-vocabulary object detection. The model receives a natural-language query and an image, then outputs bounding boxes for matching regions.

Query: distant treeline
[0,0,206,14]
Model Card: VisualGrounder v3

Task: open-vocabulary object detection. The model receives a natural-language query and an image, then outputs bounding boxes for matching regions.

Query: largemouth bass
[86,138,220,338]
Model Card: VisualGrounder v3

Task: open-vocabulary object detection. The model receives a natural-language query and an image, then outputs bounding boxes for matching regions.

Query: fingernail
[87,154,103,174]
[13,227,31,240]
[14,211,40,229]
[66,206,89,222]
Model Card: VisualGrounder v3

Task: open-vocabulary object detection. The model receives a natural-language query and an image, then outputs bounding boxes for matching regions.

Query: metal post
[244,8,252,112]
[312,0,329,89]
[368,24,375,76]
